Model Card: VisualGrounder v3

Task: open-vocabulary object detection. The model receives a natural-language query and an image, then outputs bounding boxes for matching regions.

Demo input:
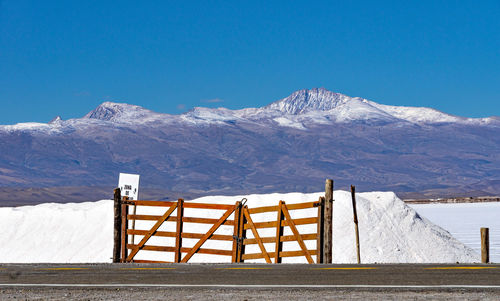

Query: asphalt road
[2,264,500,300]
[1,263,500,287]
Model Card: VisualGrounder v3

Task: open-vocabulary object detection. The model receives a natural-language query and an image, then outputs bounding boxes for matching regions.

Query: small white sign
[118,173,140,200]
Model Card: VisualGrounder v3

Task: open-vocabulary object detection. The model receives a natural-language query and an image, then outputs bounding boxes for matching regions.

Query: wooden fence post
[324,179,333,263]
[236,205,247,263]
[175,199,184,263]
[316,196,325,263]
[274,200,285,263]
[113,188,122,263]
[231,201,242,263]
[120,197,129,263]
[351,185,361,264]
[481,227,490,263]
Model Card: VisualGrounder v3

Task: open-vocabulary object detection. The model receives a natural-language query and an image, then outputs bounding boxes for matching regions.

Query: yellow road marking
[311,267,377,270]
[425,267,497,270]
[216,267,273,270]
[120,268,176,270]
[39,268,89,271]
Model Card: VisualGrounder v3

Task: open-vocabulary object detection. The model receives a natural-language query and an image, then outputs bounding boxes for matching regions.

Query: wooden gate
[119,198,243,263]
[237,199,324,263]
[113,190,328,264]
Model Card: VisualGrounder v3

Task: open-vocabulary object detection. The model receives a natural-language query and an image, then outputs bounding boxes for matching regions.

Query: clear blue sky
[1,1,499,124]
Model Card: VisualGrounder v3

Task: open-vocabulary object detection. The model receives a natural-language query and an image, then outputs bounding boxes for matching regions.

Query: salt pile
[0,191,478,263]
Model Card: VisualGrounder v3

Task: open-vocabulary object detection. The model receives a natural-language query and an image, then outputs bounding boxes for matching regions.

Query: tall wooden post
[274,201,285,263]
[175,199,184,263]
[481,227,490,263]
[351,185,361,264]
[324,179,333,263]
[113,188,122,263]
[316,196,325,263]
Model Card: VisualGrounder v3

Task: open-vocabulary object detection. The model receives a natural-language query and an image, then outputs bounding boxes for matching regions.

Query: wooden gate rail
[114,189,331,264]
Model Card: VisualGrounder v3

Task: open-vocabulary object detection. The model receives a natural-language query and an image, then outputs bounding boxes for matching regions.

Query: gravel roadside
[1,287,499,300]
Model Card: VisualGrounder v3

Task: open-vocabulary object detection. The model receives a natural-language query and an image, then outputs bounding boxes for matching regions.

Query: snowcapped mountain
[2,88,497,132]
[84,101,174,124]
[0,88,499,201]
[260,88,497,126]
[265,88,355,114]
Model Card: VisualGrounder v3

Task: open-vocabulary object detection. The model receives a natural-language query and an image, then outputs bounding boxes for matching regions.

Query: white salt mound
[332,191,478,263]
[0,191,478,263]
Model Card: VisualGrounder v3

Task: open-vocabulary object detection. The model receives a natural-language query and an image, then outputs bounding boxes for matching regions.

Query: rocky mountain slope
[1,88,499,199]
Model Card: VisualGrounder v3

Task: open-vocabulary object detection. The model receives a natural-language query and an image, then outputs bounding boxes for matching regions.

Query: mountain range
[1,88,499,202]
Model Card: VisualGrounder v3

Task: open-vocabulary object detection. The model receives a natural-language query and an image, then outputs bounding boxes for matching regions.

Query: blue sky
[1,1,499,124]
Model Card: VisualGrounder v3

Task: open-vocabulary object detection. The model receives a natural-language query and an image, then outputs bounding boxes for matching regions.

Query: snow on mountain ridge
[367,101,462,124]
[181,107,241,124]
[262,88,487,126]
[1,122,52,132]
[1,89,498,132]
[75,90,500,127]
[84,101,160,122]
[265,88,353,114]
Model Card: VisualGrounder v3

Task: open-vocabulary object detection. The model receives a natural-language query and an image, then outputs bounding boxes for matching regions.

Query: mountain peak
[265,88,357,114]
[49,116,63,124]
[84,101,155,122]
